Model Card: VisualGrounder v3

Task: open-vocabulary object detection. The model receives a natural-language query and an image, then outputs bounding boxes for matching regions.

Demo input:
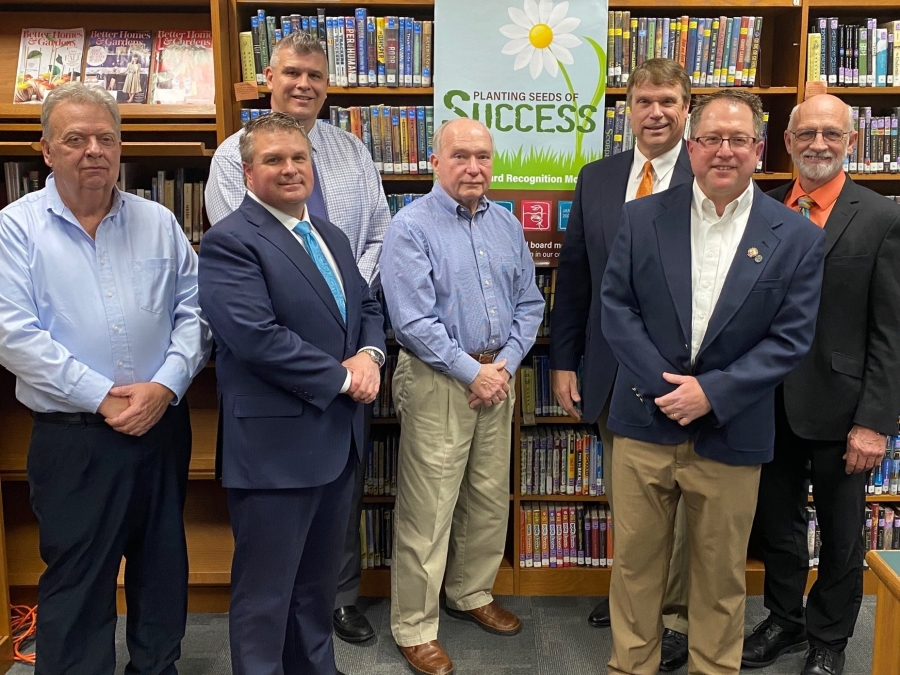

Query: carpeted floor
[9,595,876,674]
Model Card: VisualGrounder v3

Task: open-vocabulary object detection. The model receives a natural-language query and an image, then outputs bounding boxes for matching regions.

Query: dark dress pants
[28,402,192,675]
[335,404,371,609]
[751,389,868,650]
[228,447,355,675]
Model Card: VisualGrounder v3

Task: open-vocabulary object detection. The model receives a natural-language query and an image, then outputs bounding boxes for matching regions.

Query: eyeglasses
[692,136,758,150]
[789,129,850,143]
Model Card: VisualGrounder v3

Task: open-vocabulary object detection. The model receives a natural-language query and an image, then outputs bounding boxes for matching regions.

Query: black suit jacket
[768,176,900,440]
[550,144,693,423]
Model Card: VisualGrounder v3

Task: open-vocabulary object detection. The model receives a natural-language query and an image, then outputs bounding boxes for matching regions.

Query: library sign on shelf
[435,0,608,265]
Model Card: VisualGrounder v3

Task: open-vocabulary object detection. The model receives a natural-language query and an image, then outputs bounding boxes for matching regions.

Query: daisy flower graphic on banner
[500,0,581,79]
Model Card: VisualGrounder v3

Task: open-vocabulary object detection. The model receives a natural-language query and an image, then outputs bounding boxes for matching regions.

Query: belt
[32,411,106,425]
[468,350,500,364]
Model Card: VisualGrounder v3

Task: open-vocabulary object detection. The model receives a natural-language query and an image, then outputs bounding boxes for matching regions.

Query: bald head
[785,94,856,192]
[431,119,495,213]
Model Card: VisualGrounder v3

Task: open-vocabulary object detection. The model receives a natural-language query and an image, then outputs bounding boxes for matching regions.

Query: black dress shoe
[741,616,807,668]
[802,647,845,675]
[659,628,688,672]
[333,605,375,644]
[587,598,610,627]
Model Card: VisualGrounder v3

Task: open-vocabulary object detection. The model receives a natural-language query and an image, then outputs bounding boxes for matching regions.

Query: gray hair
[268,31,326,70]
[41,82,121,138]
[431,118,496,158]
[239,112,310,164]
[788,103,853,131]
[689,90,764,140]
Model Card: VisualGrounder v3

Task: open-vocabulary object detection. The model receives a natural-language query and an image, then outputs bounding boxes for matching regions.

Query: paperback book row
[604,105,770,172]
[534,271,556,339]
[364,432,398,497]
[806,19,900,87]
[240,8,433,88]
[865,503,900,557]
[14,28,215,105]
[605,13,764,89]
[118,166,206,245]
[373,353,397,419]
[865,435,900,495]
[519,355,582,420]
[329,105,435,176]
[844,107,900,175]
[359,505,394,569]
[387,193,426,217]
[520,426,605,497]
[520,502,613,568]
[3,163,42,205]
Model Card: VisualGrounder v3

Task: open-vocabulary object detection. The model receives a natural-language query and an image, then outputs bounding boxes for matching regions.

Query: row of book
[387,193,425,217]
[3,164,40,204]
[365,433,398,497]
[329,105,435,176]
[359,505,393,569]
[241,9,433,88]
[119,166,206,245]
[14,28,214,105]
[845,108,900,175]
[868,436,900,495]
[806,19,900,87]
[865,503,900,556]
[520,427,604,497]
[520,502,613,568]
[604,13,764,89]
[373,354,397,419]
[534,272,556,338]
[520,355,567,419]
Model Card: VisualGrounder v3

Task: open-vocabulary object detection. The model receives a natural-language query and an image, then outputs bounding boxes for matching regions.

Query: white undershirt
[689,180,755,362]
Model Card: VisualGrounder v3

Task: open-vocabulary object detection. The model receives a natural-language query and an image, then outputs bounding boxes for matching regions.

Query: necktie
[797,194,814,220]
[292,220,346,322]
[305,156,327,221]
[635,160,654,199]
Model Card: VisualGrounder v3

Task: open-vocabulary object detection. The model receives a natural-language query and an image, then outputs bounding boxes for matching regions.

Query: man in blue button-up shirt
[382,118,544,675]
[0,83,211,675]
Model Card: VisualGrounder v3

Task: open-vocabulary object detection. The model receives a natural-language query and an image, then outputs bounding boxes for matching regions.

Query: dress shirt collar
[691,179,755,223]
[633,142,682,183]
[45,172,124,222]
[786,170,846,212]
[247,190,310,232]
[430,181,489,220]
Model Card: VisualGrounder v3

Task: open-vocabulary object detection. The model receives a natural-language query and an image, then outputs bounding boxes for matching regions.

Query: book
[149,30,215,104]
[14,28,85,104]
[83,30,153,104]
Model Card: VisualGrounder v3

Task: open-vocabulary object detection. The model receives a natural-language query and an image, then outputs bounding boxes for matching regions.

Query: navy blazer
[600,182,825,465]
[198,196,385,489]
[550,145,693,423]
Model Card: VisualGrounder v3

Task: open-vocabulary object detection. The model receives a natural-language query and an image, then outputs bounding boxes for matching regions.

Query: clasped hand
[343,352,381,404]
[654,372,711,426]
[467,359,510,409]
[99,382,175,436]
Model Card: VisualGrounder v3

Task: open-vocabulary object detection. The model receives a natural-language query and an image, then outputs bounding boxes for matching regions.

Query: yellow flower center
[528,23,554,50]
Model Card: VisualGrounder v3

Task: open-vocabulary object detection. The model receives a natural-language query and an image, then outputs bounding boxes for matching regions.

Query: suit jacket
[198,196,385,490]
[768,177,900,440]
[550,144,693,423]
[600,182,825,465]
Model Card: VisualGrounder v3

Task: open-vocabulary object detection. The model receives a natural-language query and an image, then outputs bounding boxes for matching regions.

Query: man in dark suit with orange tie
[198,112,385,675]
[550,58,693,670]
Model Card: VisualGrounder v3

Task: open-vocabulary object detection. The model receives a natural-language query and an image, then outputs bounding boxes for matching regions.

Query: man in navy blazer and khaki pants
[198,113,385,675]
[601,90,825,675]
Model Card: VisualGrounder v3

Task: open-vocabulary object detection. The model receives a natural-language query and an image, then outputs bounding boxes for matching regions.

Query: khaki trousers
[390,350,514,646]
[607,436,760,675]
[598,404,689,634]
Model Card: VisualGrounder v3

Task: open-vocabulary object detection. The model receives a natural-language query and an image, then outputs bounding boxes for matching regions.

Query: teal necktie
[292,220,346,322]
[797,194,814,219]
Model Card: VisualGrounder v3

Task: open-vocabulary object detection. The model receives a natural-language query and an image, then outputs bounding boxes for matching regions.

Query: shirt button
[706,251,714,258]
[118,361,124,367]
[113,325,120,332]
[479,250,484,255]
[491,339,497,343]
[107,291,114,297]
[490,309,496,314]
[703,282,710,289]
[484,279,491,286]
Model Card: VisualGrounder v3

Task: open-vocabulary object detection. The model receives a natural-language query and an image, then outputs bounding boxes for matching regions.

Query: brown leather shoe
[445,600,522,636]
[397,640,454,675]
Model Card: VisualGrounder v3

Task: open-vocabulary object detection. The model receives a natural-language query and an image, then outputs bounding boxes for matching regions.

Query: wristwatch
[359,347,385,368]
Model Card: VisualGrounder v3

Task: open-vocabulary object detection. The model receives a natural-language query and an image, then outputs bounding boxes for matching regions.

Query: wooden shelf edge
[255,85,434,96]
[0,141,214,158]
[237,0,435,5]
[381,174,433,181]
[848,174,900,181]
[520,494,609,502]
[821,87,900,94]
[606,87,797,95]
[0,104,216,121]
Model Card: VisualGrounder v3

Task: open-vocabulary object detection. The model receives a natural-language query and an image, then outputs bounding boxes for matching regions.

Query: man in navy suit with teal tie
[198,113,385,675]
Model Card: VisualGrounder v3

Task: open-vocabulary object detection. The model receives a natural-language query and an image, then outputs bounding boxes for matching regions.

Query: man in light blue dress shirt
[382,118,544,675]
[0,83,211,675]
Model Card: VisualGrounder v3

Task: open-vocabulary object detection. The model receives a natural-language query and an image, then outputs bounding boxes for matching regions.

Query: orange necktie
[636,160,654,198]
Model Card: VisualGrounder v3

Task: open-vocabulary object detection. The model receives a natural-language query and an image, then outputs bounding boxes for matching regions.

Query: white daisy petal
[552,17,581,35]
[500,24,530,39]
[547,2,570,28]
[552,33,582,48]
[549,43,574,65]
[514,46,534,70]
[502,37,531,55]
[529,47,544,79]
[507,7,532,30]
[544,51,559,77]
[538,0,553,23]
[524,0,540,26]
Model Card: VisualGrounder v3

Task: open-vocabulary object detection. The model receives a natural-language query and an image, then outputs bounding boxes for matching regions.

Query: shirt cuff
[448,351,482,385]
[151,358,192,405]
[71,369,116,414]
[496,347,523,378]
[340,368,352,394]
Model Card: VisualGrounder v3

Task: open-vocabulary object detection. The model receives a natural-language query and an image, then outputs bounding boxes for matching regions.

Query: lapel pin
[754,254,763,263]
[747,247,759,258]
